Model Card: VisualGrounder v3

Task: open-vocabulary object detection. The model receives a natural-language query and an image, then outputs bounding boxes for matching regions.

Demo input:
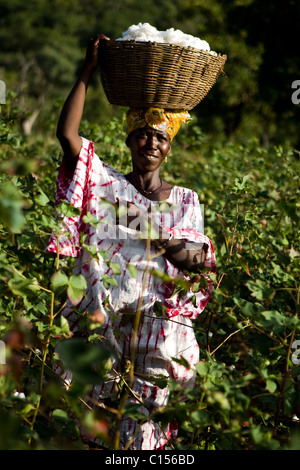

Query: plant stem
[273,329,296,438]
[28,290,55,445]
[273,283,299,437]
[113,238,152,450]
[210,321,250,356]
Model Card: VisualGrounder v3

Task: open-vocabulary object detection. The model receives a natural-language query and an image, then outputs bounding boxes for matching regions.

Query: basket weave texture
[98,40,226,110]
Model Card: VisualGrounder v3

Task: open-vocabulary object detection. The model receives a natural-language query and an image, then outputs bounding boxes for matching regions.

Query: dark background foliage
[0,0,299,451]
[1,0,300,147]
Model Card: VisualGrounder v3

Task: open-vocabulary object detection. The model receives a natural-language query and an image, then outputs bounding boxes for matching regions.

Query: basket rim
[100,39,227,60]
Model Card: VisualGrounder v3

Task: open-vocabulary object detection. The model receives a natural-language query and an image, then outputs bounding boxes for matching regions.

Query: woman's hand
[113,199,208,273]
[84,33,110,71]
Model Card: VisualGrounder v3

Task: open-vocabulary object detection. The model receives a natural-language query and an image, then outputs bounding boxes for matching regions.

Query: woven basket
[98,40,226,110]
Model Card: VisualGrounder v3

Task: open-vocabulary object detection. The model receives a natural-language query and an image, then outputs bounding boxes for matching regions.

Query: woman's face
[127,126,171,173]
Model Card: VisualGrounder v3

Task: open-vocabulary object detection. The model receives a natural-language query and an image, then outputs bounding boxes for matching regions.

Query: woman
[47,34,216,450]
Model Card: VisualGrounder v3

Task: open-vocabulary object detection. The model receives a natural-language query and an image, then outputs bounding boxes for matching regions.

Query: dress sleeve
[46,137,96,257]
[163,190,216,320]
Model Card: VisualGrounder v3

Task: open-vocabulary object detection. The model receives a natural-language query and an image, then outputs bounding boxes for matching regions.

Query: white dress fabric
[47,137,216,449]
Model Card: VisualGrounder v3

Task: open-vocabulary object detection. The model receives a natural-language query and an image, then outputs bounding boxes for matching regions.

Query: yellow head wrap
[126,108,191,142]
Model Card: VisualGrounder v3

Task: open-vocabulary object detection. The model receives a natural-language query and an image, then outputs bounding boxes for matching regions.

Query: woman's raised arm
[56,34,109,163]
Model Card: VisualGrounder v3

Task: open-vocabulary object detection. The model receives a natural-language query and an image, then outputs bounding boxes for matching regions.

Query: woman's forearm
[125,202,207,273]
[154,227,208,273]
[56,64,94,160]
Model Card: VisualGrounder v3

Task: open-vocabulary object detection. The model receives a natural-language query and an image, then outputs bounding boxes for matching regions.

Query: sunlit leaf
[67,274,87,305]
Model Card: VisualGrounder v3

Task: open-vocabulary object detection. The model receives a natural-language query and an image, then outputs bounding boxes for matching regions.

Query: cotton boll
[163,28,184,45]
[180,38,192,48]
[191,39,210,51]
[137,23,159,39]
[127,23,144,35]
[125,23,160,42]
[134,33,149,41]
[162,27,174,39]
[183,33,195,44]
[121,23,144,40]
[139,22,157,31]
[186,39,197,48]
[117,23,212,51]
[153,34,165,44]
[198,40,210,51]
[119,24,140,39]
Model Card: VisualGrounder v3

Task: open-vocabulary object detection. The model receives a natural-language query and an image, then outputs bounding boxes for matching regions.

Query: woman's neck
[127,171,161,193]
[125,171,173,201]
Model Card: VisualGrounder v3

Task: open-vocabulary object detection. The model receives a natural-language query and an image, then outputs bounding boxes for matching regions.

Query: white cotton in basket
[116,23,217,54]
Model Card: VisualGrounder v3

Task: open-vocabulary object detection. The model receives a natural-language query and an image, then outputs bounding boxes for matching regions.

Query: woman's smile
[140,152,160,160]
[128,127,171,171]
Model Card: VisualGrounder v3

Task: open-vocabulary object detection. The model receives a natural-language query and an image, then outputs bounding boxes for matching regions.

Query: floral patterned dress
[47,137,216,449]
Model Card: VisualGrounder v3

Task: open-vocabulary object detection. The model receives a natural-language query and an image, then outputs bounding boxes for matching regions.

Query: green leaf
[0,181,26,232]
[99,249,108,261]
[50,271,68,292]
[34,188,49,206]
[67,274,87,305]
[150,374,169,389]
[234,175,250,191]
[153,301,168,317]
[102,274,118,289]
[190,409,210,426]
[266,379,277,393]
[123,403,146,421]
[172,356,191,370]
[52,409,80,437]
[59,338,113,384]
[82,243,98,258]
[108,262,121,275]
[56,201,81,217]
[127,263,137,278]
[246,279,274,300]
[151,269,176,285]
[8,272,40,297]
[60,315,71,335]
[196,361,209,377]
[82,211,100,228]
